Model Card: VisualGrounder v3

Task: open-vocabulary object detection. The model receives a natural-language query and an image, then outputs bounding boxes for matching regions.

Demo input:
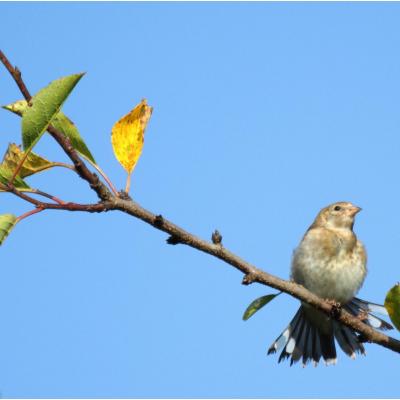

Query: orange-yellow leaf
[111,99,152,174]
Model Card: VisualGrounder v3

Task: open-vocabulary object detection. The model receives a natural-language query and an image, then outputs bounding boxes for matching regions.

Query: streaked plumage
[268,202,392,366]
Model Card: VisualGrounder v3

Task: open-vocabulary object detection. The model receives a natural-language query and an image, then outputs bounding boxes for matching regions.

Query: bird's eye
[333,205,342,211]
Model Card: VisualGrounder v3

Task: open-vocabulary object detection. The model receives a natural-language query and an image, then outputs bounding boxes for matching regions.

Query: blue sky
[1,2,400,397]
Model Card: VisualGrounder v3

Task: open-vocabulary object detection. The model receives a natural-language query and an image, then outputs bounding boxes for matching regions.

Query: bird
[267,201,392,366]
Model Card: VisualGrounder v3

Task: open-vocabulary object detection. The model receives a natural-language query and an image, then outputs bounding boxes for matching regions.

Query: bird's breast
[291,233,367,303]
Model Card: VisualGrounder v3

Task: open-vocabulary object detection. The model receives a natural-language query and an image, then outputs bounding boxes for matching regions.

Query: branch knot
[154,214,164,228]
[166,235,181,245]
[242,273,257,285]
[211,229,222,245]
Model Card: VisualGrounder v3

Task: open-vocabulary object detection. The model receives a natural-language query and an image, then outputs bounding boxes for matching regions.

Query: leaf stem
[80,154,119,196]
[16,207,44,222]
[125,173,131,194]
[8,151,75,185]
[52,162,76,171]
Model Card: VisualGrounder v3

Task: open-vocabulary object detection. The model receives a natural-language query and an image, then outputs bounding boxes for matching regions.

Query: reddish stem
[33,189,66,205]
[16,207,44,222]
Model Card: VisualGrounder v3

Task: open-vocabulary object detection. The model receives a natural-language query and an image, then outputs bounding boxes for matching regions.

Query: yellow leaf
[111,99,152,176]
[1,143,55,178]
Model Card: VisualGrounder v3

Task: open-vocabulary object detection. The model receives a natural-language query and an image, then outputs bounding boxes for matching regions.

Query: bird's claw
[326,299,342,318]
[357,309,369,323]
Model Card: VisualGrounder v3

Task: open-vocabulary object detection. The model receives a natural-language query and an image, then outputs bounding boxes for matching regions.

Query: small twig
[31,189,66,205]
[6,183,43,207]
[2,183,65,207]
[6,183,109,213]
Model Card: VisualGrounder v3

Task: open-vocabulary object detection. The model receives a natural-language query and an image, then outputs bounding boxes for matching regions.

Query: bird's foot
[326,299,342,319]
[357,309,369,323]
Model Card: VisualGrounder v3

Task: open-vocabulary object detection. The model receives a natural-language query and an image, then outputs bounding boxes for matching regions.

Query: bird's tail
[267,306,339,366]
[267,297,392,366]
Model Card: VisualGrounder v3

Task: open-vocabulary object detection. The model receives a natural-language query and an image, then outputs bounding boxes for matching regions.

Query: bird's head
[312,201,361,231]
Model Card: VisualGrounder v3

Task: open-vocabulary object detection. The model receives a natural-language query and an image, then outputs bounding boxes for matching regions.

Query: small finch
[268,202,392,366]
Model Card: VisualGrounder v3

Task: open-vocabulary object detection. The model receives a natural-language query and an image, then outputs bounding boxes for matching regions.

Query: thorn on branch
[211,229,222,245]
[166,235,181,245]
[154,215,164,228]
[242,273,257,285]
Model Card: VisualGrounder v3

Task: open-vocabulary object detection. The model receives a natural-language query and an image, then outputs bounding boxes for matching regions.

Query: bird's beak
[350,205,362,216]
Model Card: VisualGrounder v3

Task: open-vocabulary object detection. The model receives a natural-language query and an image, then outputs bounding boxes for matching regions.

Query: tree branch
[110,198,400,354]
[1,49,399,358]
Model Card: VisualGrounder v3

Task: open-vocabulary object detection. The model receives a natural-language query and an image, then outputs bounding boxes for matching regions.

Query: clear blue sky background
[1,2,400,398]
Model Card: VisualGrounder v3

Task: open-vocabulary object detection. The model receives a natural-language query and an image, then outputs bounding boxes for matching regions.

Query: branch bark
[1,50,400,357]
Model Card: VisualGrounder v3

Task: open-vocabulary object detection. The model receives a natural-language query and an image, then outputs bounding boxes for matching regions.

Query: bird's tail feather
[268,298,392,366]
[346,297,393,331]
[268,306,337,366]
[333,321,365,359]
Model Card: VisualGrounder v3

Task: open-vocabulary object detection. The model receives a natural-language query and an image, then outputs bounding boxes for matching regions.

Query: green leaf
[243,293,279,321]
[0,214,17,245]
[21,73,84,151]
[51,113,95,163]
[384,283,400,331]
[0,165,30,190]
[3,99,95,163]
